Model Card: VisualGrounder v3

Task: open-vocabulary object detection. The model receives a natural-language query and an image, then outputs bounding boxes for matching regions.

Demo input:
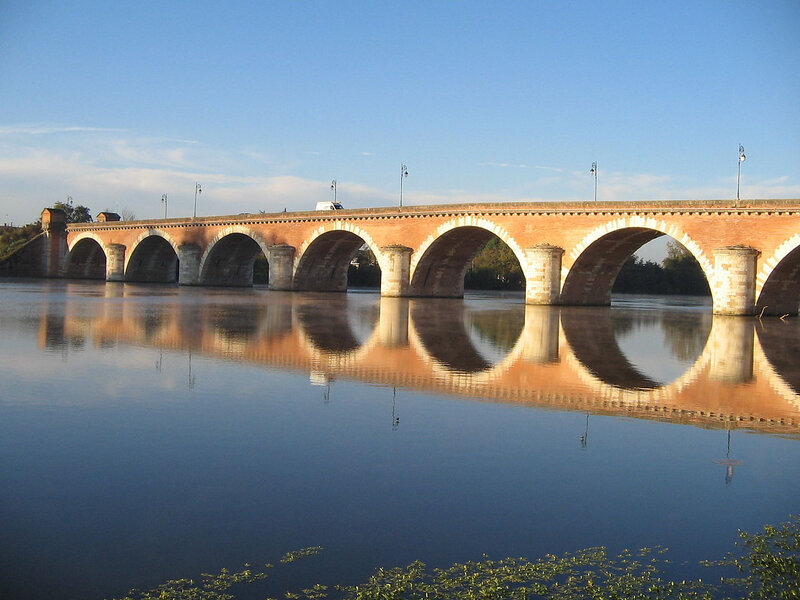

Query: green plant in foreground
[111,516,799,600]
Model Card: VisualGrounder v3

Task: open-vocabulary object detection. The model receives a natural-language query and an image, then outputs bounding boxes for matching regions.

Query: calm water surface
[0,279,798,599]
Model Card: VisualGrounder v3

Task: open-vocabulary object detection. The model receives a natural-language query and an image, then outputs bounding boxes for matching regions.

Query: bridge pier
[707,316,755,384]
[267,244,296,290]
[177,243,201,285]
[524,244,564,305]
[377,297,410,346]
[380,245,413,297]
[518,305,560,363]
[712,246,761,315]
[105,244,126,282]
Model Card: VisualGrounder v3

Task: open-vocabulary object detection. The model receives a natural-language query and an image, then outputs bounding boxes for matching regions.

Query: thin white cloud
[0,124,126,136]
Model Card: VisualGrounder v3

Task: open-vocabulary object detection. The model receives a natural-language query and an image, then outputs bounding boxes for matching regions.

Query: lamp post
[399,163,408,208]
[589,162,598,202]
[331,179,337,204]
[193,183,202,218]
[737,145,746,201]
[161,194,168,219]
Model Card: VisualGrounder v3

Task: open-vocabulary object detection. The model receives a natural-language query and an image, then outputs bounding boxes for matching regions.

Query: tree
[465,237,523,290]
[52,200,92,223]
[662,241,710,295]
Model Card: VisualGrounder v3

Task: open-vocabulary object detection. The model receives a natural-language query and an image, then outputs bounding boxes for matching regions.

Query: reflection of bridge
[38,199,800,315]
[42,288,800,434]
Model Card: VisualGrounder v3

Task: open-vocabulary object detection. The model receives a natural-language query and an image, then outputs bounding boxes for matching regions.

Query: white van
[315,201,343,211]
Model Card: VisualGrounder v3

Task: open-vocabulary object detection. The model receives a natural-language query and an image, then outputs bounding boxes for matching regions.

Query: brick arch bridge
[41,199,800,315]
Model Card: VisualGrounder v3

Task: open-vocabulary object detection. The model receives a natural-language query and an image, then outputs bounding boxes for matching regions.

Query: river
[0,279,798,599]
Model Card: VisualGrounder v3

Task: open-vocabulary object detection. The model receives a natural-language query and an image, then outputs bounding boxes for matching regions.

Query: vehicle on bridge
[316,201,343,210]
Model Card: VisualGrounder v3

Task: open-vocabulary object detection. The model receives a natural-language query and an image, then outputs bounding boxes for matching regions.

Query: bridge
[38,199,800,315]
[39,288,800,435]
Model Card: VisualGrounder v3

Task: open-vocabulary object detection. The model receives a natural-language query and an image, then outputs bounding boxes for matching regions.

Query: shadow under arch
[64,236,106,279]
[562,228,667,305]
[562,223,712,306]
[125,232,180,283]
[756,236,800,316]
[294,230,379,292]
[409,226,520,297]
[200,231,269,287]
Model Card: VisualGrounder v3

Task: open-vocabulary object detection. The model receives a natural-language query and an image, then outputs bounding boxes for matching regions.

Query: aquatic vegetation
[111,516,799,600]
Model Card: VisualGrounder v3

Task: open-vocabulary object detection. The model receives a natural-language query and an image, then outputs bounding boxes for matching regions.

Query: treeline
[613,241,710,296]
[0,223,42,261]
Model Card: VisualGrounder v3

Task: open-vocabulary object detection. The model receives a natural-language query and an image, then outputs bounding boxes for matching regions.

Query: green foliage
[0,222,42,260]
[108,517,800,600]
[281,546,324,563]
[111,565,269,600]
[53,200,93,223]
[613,243,711,296]
[714,515,800,599]
[465,237,524,290]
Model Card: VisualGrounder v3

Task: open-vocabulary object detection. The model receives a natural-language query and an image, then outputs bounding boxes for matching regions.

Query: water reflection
[28,285,800,435]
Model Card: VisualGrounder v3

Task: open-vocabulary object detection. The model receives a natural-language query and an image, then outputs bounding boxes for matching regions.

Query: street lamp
[589,162,598,202]
[400,163,408,208]
[193,183,202,218]
[737,145,746,201]
[161,194,168,219]
[331,179,337,204]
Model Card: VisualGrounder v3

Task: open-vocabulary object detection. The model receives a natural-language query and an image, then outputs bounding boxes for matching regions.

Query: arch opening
[295,231,380,292]
[409,227,502,297]
[125,236,179,283]
[200,233,268,287]
[64,238,106,280]
[756,244,800,316]
[563,229,710,305]
[464,235,524,291]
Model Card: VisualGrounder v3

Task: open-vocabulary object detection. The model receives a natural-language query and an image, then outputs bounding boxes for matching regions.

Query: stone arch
[125,229,181,283]
[562,217,713,305]
[755,234,800,316]
[294,222,384,292]
[198,227,272,287]
[408,217,526,297]
[63,233,107,279]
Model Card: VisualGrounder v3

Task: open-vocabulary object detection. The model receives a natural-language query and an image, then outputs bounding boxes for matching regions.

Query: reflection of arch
[199,228,271,286]
[295,225,381,292]
[125,230,180,283]
[756,319,800,396]
[292,295,382,370]
[560,307,713,395]
[64,234,106,279]
[406,299,528,381]
[563,220,711,305]
[410,300,491,373]
[409,219,525,297]
[756,234,800,316]
[561,308,662,389]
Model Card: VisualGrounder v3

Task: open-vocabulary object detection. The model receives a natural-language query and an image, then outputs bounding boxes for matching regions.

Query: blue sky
[1,0,798,229]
